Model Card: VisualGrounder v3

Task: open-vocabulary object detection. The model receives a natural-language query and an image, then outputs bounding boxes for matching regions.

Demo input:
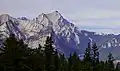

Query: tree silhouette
[84,42,92,63]
[92,43,99,71]
[44,36,55,71]
[107,53,115,71]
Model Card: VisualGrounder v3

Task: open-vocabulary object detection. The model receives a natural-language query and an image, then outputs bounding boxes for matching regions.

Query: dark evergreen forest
[0,34,119,71]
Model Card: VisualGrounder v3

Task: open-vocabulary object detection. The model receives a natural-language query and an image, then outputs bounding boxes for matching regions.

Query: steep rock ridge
[0,14,25,42]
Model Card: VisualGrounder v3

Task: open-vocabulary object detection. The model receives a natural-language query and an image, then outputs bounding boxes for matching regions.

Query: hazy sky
[1,0,120,34]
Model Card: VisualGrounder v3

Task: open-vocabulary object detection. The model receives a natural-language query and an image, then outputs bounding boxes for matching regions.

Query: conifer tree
[72,52,80,71]
[53,49,60,71]
[44,36,55,71]
[83,42,93,71]
[107,53,115,71]
[0,33,118,71]
[59,54,68,71]
[115,62,120,71]
[68,53,73,71]
[84,42,92,63]
[92,43,99,71]
[0,34,30,71]
[97,61,105,71]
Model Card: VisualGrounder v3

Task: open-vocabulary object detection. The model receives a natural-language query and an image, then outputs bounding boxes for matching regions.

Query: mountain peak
[37,13,44,17]
[0,14,10,22]
[1,12,120,60]
[53,10,60,15]
[0,14,10,17]
[51,10,61,17]
[45,11,62,23]
[55,10,59,13]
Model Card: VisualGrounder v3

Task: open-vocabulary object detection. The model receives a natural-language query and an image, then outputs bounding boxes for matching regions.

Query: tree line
[0,34,119,71]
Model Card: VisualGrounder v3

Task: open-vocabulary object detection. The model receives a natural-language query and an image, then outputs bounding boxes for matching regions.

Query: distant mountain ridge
[0,11,120,60]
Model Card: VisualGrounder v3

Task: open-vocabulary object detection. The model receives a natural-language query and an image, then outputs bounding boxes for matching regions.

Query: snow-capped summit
[0,11,120,60]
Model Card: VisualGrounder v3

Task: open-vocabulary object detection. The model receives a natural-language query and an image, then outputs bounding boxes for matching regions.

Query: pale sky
[1,0,120,34]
